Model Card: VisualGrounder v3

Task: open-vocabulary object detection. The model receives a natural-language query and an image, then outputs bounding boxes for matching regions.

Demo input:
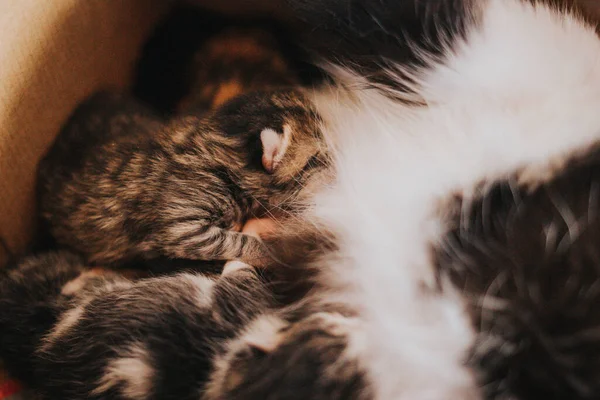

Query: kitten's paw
[61,267,134,296]
[222,260,253,275]
[242,218,278,239]
[239,219,279,268]
[61,268,114,296]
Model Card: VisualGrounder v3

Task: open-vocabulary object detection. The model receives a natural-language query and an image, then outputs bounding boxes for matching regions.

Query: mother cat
[3,0,600,399]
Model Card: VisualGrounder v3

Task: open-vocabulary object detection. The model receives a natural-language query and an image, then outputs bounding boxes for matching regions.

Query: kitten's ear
[260,126,291,173]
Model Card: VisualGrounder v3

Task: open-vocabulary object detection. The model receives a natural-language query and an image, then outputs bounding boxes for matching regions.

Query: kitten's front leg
[222,218,279,273]
[162,222,272,267]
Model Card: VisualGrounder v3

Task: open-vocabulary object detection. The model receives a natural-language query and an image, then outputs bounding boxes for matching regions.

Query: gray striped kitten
[0,249,366,400]
[38,89,327,267]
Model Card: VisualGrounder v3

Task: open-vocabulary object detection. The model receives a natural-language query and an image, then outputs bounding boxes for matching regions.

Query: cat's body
[6,0,600,399]
[38,90,327,266]
[0,251,365,400]
[0,252,274,400]
[285,0,600,399]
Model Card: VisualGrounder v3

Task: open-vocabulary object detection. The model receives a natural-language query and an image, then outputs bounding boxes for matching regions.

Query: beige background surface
[0,0,168,266]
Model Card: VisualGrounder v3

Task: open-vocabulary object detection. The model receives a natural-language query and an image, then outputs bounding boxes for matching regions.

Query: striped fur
[0,252,369,400]
[38,90,328,267]
[6,0,600,399]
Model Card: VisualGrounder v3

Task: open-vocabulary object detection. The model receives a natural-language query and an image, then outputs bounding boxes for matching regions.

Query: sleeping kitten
[38,89,327,267]
[15,0,600,399]
[0,250,368,400]
[177,26,302,113]
[0,251,272,399]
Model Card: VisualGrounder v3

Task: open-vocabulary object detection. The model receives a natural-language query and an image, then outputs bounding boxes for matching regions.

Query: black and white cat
[3,0,600,399]
[291,0,600,398]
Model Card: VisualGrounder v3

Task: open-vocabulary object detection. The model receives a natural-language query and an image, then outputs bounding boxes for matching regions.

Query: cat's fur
[38,89,327,267]
[177,26,302,113]
[283,0,600,399]
[6,0,600,399]
[132,6,323,115]
[0,252,369,400]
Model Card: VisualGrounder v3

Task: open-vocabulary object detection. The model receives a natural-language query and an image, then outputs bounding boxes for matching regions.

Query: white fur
[222,260,252,275]
[185,274,216,308]
[41,303,88,351]
[60,270,132,296]
[240,314,288,352]
[308,1,600,398]
[61,272,96,296]
[93,343,154,400]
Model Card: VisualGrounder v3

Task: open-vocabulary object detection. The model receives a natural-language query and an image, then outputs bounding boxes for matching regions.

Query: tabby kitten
[10,0,600,399]
[38,89,327,267]
[177,26,303,113]
[0,251,274,399]
[0,250,367,400]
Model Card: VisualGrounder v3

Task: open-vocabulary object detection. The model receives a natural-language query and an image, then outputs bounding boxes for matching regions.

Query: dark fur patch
[216,312,371,400]
[0,251,370,400]
[0,252,276,399]
[435,146,600,399]
[133,5,324,115]
[0,252,86,384]
[286,0,477,98]
[259,222,337,305]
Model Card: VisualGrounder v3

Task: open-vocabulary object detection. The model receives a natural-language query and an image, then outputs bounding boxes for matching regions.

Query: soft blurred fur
[6,0,600,399]
[0,252,368,400]
[177,27,301,113]
[38,89,328,267]
[280,0,600,398]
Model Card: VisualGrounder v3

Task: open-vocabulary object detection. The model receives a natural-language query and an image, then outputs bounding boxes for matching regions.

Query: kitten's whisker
[588,179,599,226]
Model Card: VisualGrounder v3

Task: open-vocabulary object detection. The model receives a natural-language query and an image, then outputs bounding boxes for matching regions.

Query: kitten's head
[214,90,328,185]
[205,311,371,400]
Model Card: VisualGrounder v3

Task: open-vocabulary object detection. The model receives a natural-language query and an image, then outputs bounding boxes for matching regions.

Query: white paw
[222,260,252,276]
[61,269,104,296]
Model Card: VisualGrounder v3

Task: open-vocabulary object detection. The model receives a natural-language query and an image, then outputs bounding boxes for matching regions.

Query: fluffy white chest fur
[309,1,600,398]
